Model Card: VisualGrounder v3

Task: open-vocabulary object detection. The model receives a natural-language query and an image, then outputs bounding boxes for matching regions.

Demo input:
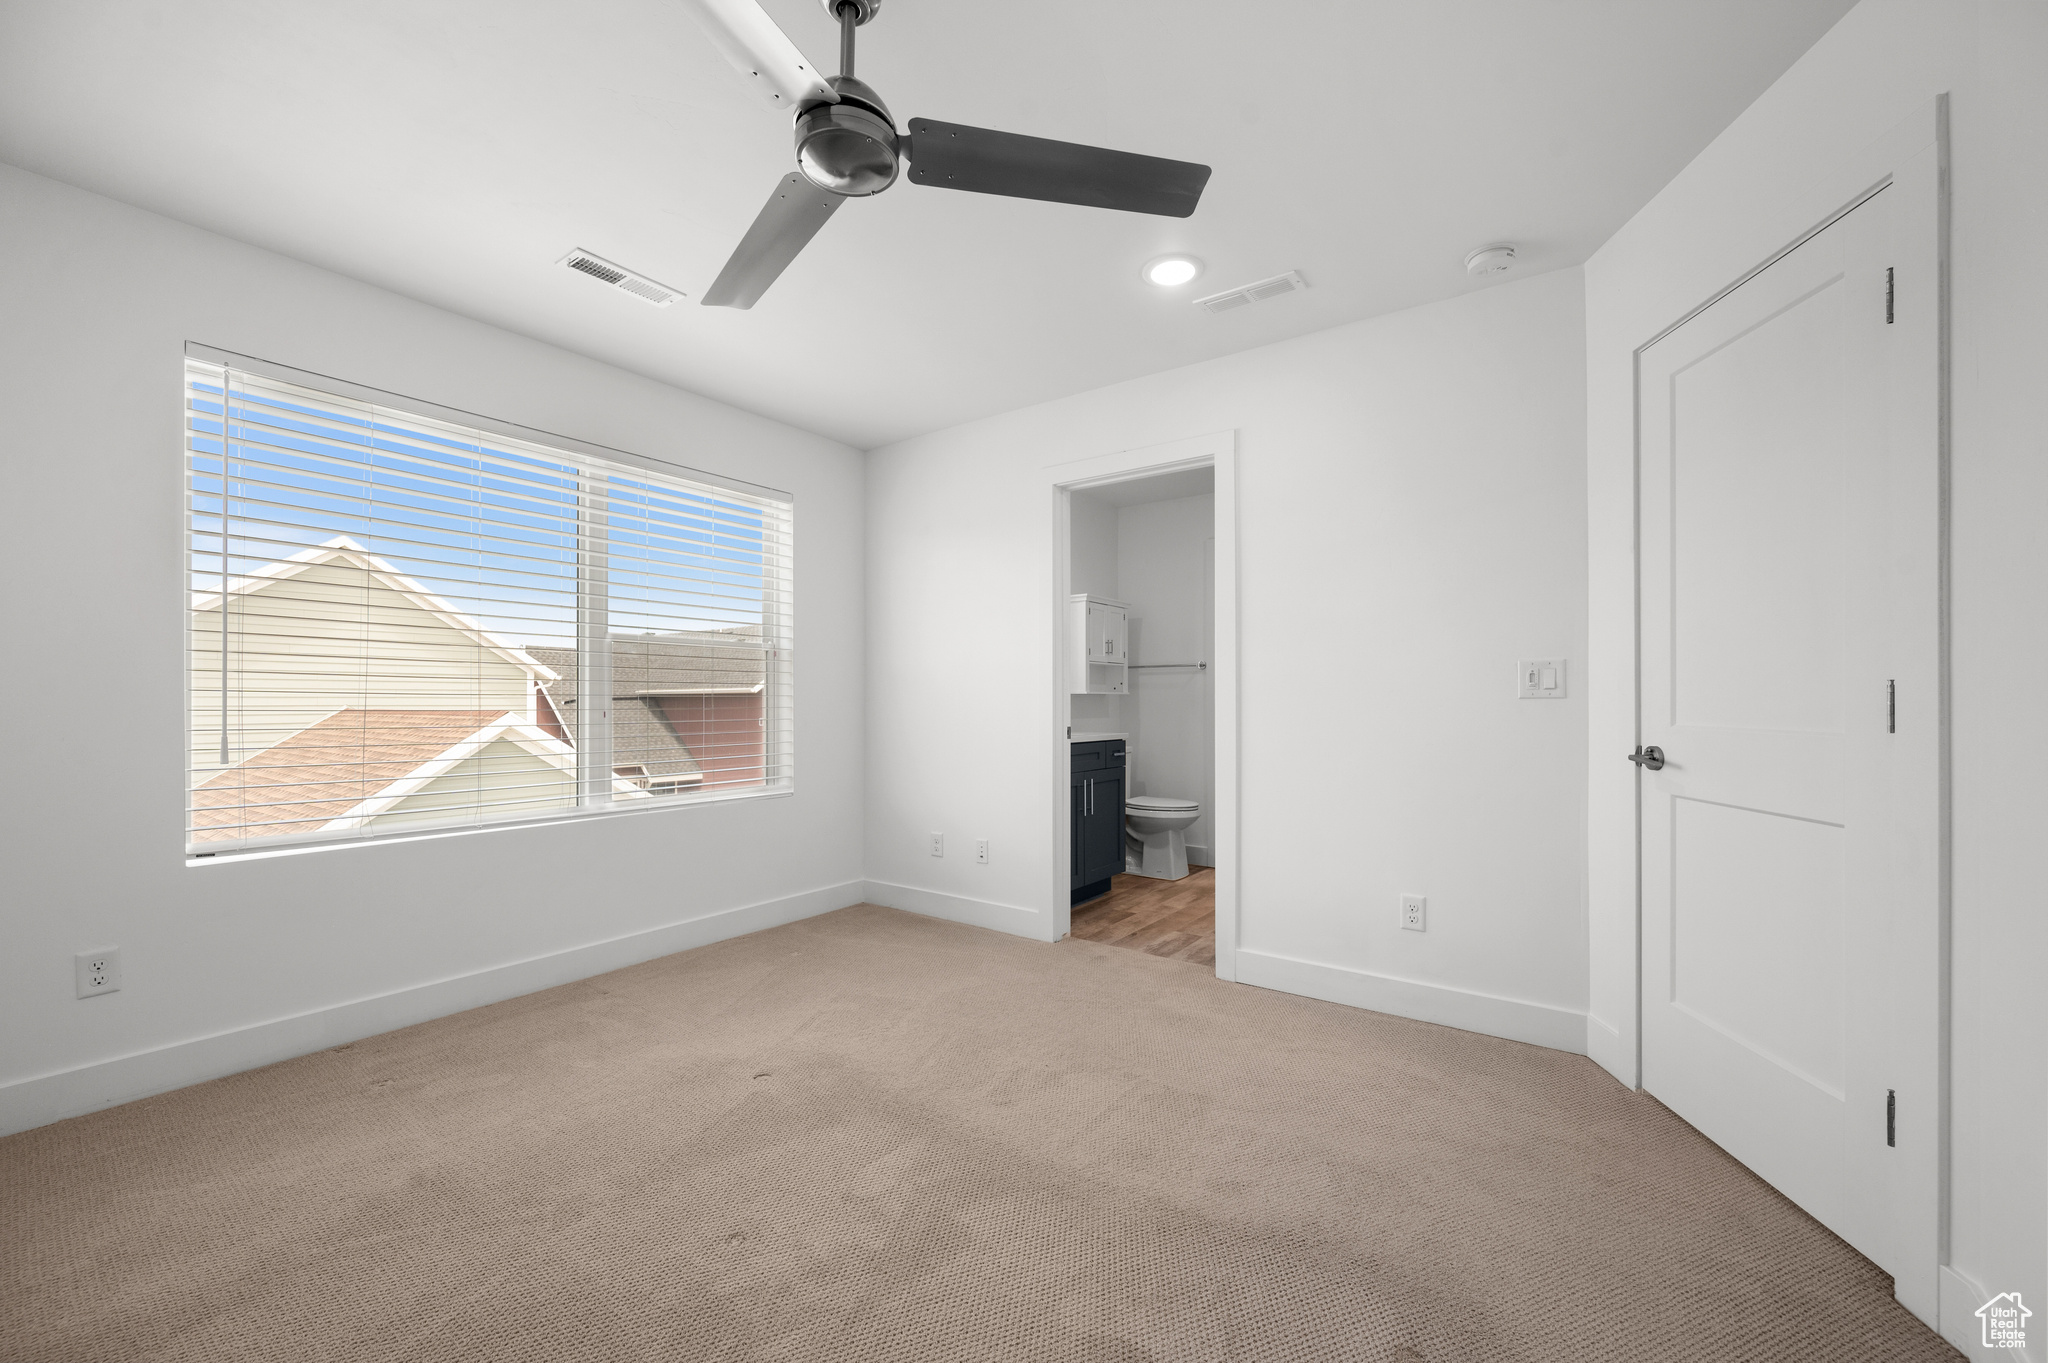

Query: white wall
[1581,1,2048,1348]
[1067,493,1125,736]
[0,163,868,1135]
[1069,495,1121,600]
[1117,494,1216,860]
[865,268,1589,1050]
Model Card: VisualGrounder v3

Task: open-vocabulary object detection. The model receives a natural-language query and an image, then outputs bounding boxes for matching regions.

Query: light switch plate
[1517,658,1567,699]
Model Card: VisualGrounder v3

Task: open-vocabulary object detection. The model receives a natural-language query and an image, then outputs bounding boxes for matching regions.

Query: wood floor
[1069,865,1215,966]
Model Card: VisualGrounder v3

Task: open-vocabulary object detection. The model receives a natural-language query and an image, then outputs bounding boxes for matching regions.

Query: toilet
[1124,796,1201,880]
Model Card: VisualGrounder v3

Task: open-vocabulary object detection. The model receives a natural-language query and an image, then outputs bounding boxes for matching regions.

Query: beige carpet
[2,905,1959,1363]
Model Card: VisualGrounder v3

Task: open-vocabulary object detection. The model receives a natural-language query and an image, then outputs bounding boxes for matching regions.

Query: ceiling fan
[680,0,1213,308]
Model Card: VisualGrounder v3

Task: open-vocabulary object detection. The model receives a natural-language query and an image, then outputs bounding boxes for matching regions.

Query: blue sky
[186,373,774,648]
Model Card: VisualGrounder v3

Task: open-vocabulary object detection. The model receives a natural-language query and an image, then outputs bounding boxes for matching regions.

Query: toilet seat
[1126,795,1198,811]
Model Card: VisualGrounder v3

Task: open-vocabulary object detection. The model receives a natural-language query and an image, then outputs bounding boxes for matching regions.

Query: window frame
[183,343,796,862]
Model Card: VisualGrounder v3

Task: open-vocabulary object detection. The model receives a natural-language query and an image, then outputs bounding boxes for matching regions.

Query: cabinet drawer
[1071,741,1107,771]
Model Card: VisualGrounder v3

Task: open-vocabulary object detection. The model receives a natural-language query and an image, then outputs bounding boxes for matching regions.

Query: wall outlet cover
[75,948,122,998]
[1517,658,1567,700]
[1400,895,1427,932]
[930,832,944,857]
[974,839,990,864]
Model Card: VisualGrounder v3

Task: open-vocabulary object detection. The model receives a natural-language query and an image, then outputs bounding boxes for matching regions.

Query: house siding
[367,736,578,828]
[650,693,766,788]
[190,562,537,782]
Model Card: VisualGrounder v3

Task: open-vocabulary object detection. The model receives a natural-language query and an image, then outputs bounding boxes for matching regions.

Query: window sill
[185,783,794,867]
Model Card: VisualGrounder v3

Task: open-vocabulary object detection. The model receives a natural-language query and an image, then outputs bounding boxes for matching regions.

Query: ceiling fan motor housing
[795,76,898,196]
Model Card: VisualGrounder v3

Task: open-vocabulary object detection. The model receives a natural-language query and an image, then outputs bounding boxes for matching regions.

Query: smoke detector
[1464,243,1518,277]
[1194,270,1307,315]
[558,249,684,307]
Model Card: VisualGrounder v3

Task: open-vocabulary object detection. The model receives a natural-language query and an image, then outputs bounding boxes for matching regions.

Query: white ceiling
[0,1,1853,448]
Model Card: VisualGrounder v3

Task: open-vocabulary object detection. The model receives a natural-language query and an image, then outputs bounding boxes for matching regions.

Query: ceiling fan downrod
[837,0,859,78]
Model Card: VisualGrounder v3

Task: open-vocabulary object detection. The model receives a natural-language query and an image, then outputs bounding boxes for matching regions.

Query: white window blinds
[185,349,794,855]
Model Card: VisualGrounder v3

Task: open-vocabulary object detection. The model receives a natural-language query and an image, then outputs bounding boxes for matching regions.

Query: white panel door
[1638,185,1935,1281]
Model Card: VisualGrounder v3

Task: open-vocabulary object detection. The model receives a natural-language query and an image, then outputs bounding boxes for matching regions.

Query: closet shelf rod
[1128,661,1208,670]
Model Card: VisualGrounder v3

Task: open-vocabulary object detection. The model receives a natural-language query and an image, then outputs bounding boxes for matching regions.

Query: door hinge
[1887,1089,1897,1147]
[1887,680,1896,733]
[1885,267,1895,324]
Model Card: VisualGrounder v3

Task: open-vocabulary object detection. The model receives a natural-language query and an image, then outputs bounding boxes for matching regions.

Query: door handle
[1628,745,1665,771]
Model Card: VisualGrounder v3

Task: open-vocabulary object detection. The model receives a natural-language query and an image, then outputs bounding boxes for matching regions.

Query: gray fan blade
[904,119,1210,218]
[701,174,844,309]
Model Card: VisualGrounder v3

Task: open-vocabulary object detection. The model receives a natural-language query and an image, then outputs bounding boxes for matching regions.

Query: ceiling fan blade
[701,173,844,309]
[904,119,1210,218]
[677,0,837,112]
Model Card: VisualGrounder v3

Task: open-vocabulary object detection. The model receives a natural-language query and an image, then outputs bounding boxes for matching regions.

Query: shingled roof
[190,708,512,843]
[528,627,764,788]
[527,626,766,700]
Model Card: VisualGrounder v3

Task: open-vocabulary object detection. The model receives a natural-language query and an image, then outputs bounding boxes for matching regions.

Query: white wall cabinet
[1069,594,1129,693]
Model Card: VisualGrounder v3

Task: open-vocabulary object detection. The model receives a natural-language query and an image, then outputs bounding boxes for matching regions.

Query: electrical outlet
[75,948,122,998]
[1400,895,1427,932]
[975,839,990,864]
[930,832,944,858]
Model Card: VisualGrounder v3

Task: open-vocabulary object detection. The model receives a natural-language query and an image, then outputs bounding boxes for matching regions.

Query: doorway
[1070,867,1218,966]
[1633,141,1943,1302]
[1047,432,1238,980]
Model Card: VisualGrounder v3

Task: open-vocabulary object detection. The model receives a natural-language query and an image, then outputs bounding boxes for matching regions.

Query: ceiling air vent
[558,249,683,307]
[1195,270,1308,315]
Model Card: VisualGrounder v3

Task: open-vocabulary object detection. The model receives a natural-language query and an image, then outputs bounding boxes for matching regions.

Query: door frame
[1605,99,1949,1320]
[1044,430,1239,979]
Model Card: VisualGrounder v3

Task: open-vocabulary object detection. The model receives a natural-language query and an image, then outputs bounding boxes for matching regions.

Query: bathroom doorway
[1047,432,1237,980]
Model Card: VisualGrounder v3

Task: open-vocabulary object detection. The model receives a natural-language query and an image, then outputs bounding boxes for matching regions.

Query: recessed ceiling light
[1142,254,1204,288]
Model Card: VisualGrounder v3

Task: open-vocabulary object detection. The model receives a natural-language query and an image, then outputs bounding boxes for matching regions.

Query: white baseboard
[0,880,867,1138]
[1585,1012,1634,1088]
[861,879,1047,941]
[1235,948,1587,1055]
[1185,843,1210,865]
[1942,1264,2038,1362]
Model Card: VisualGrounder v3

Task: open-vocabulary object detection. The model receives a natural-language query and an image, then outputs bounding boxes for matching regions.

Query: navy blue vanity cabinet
[1070,740,1125,905]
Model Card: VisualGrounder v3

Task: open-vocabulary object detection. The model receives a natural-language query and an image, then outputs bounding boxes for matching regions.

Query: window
[184,347,793,855]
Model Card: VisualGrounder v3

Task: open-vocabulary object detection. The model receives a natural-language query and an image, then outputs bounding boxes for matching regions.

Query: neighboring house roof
[191,536,559,682]
[529,627,765,786]
[518,693,705,787]
[318,715,649,829]
[529,626,766,698]
[191,708,515,842]
[190,707,647,844]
